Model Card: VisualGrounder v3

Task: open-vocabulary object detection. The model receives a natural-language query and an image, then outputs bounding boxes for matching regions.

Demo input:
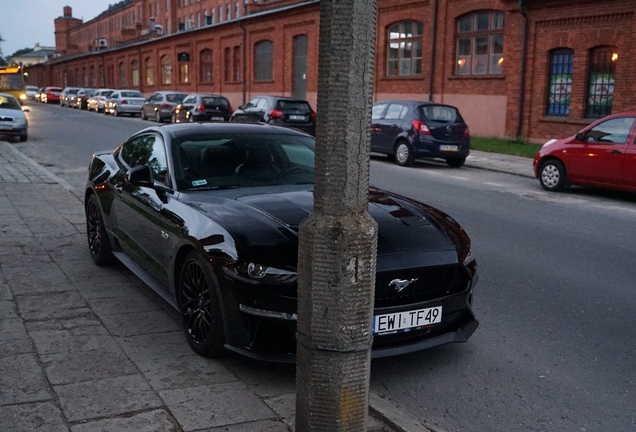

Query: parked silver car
[0,93,29,142]
[104,90,145,117]
[87,89,114,112]
[141,91,187,122]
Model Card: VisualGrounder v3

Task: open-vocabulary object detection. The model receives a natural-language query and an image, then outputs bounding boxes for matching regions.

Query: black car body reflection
[85,123,478,362]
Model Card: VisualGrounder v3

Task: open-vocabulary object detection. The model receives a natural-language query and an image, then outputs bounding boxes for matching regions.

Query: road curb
[369,393,447,432]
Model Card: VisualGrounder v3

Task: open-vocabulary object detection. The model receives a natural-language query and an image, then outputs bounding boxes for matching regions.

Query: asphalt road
[12,101,636,432]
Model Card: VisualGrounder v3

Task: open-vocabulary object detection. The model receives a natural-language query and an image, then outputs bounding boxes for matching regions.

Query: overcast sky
[0,1,113,57]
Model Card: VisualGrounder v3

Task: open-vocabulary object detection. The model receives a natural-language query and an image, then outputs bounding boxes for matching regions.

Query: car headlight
[223,262,297,285]
[14,118,27,124]
[19,94,27,100]
[463,249,477,275]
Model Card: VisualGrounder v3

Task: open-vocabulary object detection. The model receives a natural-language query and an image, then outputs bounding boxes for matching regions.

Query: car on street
[104,90,146,117]
[171,93,232,123]
[41,86,63,104]
[60,87,81,107]
[84,122,479,361]
[141,91,187,122]
[533,112,636,193]
[73,88,96,110]
[0,92,29,142]
[34,87,46,102]
[371,100,470,167]
[25,85,39,100]
[230,96,316,136]
[87,88,115,112]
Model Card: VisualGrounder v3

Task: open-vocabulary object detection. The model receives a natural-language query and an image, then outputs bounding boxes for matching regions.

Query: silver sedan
[0,93,29,142]
[104,90,145,117]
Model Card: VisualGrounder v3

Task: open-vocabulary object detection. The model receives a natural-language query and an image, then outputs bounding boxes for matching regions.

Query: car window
[183,95,196,104]
[276,100,311,112]
[256,98,269,109]
[101,90,114,97]
[419,105,461,123]
[166,93,186,103]
[121,91,144,98]
[202,97,229,107]
[583,117,636,144]
[245,98,259,109]
[150,93,161,102]
[372,104,387,120]
[385,104,407,120]
[110,92,119,99]
[121,134,168,184]
[0,95,21,110]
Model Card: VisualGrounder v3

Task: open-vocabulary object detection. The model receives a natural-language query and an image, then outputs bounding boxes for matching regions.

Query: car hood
[0,108,26,120]
[187,187,459,271]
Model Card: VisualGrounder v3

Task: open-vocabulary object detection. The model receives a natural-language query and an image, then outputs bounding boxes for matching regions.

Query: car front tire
[19,131,28,142]
[155,111,162,123]
[178,251,225,357]
[539,159,567,192]
[141,109,147,120]
[395,140,415,167]
[85,194,116,266]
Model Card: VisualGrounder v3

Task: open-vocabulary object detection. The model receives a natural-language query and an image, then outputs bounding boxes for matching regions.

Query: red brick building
[27,0,636,141]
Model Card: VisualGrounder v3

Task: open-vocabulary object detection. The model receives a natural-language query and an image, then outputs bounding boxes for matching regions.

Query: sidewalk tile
[0,401,67,432]
[15,291,90,321]
[137,354,237,391]
[115,331,190,362]
[85,291,162,316]
[0,354,52,405]
[70,409,180,432]
[3,263,71,295]
[100,310,181,337]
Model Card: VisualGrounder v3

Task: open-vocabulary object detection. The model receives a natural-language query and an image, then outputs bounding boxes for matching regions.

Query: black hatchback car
[371,100,470,167]
[231,96,316,136]
[171,93,232,123]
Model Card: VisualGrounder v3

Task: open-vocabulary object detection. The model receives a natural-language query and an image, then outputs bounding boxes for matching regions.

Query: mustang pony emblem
[389,278,418,292]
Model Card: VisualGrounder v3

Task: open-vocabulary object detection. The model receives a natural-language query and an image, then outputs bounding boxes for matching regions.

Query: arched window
[161,55,172,85]
[200,49,213,83]
[131,60,140,87]
[233,46,241,81]
[254,40,273,81]
[546,48,573,116]
[98,65,105,87]
[585,46,618,118]
[82,67,88,86]
[386,20,423,77]
[455,11,504,75]
[119,62,127,87]
[145,58,154,85]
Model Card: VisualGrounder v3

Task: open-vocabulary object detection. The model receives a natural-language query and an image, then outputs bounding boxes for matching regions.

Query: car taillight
[228,105,234,115]
[310,110,317,120]
[270,109,284,119]
[121,100,128,105]
[412,120,431,135]
[161,103,171,109]
[463,125,470,137]
[196,103,206,112]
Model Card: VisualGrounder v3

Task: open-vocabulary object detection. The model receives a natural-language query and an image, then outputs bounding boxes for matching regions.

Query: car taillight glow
[228,105,234,115]
[463,125,470,137]
[161,103,171,109]
[196,103,206,112]
[412,120,431,135]
[121,100,128,105]
[270,109,284,119]
[310,110,317,120]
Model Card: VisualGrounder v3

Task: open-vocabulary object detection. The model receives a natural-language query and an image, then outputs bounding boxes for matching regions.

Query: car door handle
[610,150,622,155]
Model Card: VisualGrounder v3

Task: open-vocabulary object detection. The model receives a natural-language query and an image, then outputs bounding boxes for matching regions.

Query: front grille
[375,265,470,308]
[0,117,14,122]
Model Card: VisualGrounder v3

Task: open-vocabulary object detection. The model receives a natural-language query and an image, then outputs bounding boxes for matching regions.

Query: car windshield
[121,91,143,98]
[99,90,114,97]
[167,93,186,103]
[174,133,315,191]
[276,100,311,112]
[418,105,462,123]
[0,95,22,110]
[68,89,80,94]
[202,97,229,107]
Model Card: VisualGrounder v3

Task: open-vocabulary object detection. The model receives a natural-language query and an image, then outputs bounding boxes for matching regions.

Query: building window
[254,40,273,81]
[386,20,423,77]
[224,48,231,81]
[546,48,573,116]
[200,49,213,82]
[197,12,201,27]
[585,46,618,119]
[119,62,127,87]
[161,55,172,85]
[219,6,223,22]
[145,58,154,85]
[455,11,504,75]
[235,2,239,18]
[227,3,231,20]
[233,46,241,81]
[131,60,140,87]
[166,0,169,10]
[180,63,190,84]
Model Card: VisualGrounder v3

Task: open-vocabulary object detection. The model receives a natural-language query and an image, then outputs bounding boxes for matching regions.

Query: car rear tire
[141,109,147,120]
[171,113,177,123]
[178,251,225,357]
[395,141,415,167]
[539,159,567,192]
[155,111,162,123]
[85,194,116,266]
[113,107,120,117]
[447,157,466,168]
[19,131,28,142]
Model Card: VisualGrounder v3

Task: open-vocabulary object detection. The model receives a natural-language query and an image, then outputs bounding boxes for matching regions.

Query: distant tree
[8,47,33,59]
[0,33,6,66]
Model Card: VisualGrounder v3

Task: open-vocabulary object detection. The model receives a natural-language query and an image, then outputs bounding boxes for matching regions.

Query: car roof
[136,122,311,140]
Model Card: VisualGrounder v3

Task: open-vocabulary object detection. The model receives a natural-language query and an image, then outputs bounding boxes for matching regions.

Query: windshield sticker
[192,179,207,186]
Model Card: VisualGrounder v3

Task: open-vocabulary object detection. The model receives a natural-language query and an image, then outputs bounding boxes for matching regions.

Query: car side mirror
[575,132,585,142]
[127,165,153,186]
[22,107,30,112]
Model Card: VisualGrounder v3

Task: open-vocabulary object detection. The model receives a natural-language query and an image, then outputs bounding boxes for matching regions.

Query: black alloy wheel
[178,251,225,357]
[539,159,567,192]
[85,194,115,265]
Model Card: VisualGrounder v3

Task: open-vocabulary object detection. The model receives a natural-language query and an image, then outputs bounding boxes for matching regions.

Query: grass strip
[471,137,542,158]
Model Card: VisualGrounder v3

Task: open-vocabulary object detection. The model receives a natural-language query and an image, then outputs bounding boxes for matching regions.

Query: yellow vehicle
[0,66,27,103]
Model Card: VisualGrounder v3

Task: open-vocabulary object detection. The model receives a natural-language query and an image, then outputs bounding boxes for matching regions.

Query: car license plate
[440,145,458,152]
[373,306,442,334]
[211,116,224,121]
[132,100,142,105]
[1,125,12,130]
[289,114,305,121]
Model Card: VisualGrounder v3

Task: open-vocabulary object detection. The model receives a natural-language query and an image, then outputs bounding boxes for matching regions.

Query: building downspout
[239,19,247,105]
[515,0,528,141]
[428,0,438,101]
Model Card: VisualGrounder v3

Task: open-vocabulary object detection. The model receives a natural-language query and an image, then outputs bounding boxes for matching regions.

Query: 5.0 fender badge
[389,278,418,292]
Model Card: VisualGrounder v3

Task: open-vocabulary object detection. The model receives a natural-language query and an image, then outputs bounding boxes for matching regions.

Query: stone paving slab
[136,355,238,391]
[115,331,192,362]
[69,409,180,432]
[100,309,181,337]
[0,401,68,432]
[15,290,91,321]
[0,353,52,405]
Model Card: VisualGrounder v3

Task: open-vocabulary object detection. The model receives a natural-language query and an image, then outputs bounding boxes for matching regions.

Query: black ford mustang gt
[85,122,478,362]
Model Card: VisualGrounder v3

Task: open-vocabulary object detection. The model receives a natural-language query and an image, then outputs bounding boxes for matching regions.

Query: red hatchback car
[533,112,636,193]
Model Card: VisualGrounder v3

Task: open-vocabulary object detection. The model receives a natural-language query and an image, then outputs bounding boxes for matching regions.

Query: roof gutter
[515,0,528,141]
